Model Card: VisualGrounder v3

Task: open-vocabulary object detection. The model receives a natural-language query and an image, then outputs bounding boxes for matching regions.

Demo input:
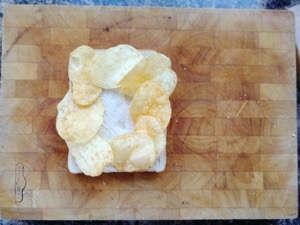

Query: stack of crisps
[56,44,177,177]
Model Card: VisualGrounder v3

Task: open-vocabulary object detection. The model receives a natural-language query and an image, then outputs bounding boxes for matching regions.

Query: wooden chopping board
[0,5,297,220]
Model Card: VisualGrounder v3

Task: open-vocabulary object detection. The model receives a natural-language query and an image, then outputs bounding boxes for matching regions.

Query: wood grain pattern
[0,5,297,220]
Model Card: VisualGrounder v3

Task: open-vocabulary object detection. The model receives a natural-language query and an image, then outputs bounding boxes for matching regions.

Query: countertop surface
[0,0,300,224]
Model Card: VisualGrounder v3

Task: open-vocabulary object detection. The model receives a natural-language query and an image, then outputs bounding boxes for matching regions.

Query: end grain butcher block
[0,5,297,220]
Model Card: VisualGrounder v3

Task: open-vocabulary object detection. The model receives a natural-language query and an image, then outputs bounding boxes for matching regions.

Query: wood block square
[171,83,216,100]
[256,190,297,207]
[260,84,296,101]
[171,31,215,47]
[219,13,262,31]
[215,118,261,136]
[135,208,179,220]
[118,190,166,208]
[0,117,32,135]
[41,45,76,63]
[2,62,38,80]
[0,152,45,170]
[0,134,37,152]
[1,208,43,220]
[220,49,263,66]
[167,190,212,208]
[261,118,296,136]
[0,98,38,116]
[216,31,258,49]
[133,172,181,190]
[173,64,211,83]
[217,136,260,154]
[48,80,69,98]
[38,135,67,153]
[44,152,68,171]
[212,190,256,208]
[50,28,89,45]
[90,28,130,47]
[36,98,61,117]
[32,116,57,135]
[180,172,225,190]
[129,29,171,48]
[260,137,297,154]
[158,46,219,65]
[217,153,260,172]
[171,100,217,117]
[226,172,263,189]
[169,118,215,136]
[3,45,42,63]
[0,80,16,97]
[172,136,217,154]
[90,209,134,220]
[184,153,217,172]
[32,190,72,208]
[177,12,219,30]
[38,62,69,80]
[217,83,259,100]
[260,154,297,172]
[4,6,43,28]
[42,208,89,220]
[3,27,50,45]
[131,10,177,30]
[87,10,131,29]
[259,32,295,49]
[43,10,87,28]
[217,100,259,118]
[259,100,296,118]
[261,12,294,32]
[264,172,297,189]
[15,80,49,98]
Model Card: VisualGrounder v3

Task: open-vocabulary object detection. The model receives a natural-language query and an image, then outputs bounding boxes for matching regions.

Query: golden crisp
[68,46,102,105]
[71,81,102,106]
[118,52,172,97]
[68,135,113,177]
[56,91,104,143]
[90,44,144,89]
[135,116,166,159]
[130,81,171,129]
[111,132,156,172]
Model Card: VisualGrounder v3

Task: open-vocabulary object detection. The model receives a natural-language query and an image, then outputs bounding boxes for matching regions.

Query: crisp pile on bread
[56,44,177,177]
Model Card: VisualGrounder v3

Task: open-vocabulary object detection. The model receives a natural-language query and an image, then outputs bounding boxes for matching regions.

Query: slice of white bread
[68,49,167,174]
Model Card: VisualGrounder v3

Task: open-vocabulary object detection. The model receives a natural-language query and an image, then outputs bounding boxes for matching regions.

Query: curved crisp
[118,52,172,97]
[130,81,171,129]
[67,135,113,177]
[56,91,104,143]
[135,116,166,159]
[111,132,156,172]
[68,45,95,82]
[71,81,102,106]
[90,44,144,89]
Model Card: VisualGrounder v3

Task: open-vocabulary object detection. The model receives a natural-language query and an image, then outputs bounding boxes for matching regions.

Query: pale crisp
[71,81,102,106]
[68,46,102,106]
[135,116,166,159]
[152,68,177,96]
[111,132,156,172]
[130,81,171,129]
[90,45,144,89]
[67,135,113,177]
[68,45,96,82]
[118,52,172,97]
[56,91,104,143]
